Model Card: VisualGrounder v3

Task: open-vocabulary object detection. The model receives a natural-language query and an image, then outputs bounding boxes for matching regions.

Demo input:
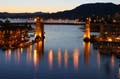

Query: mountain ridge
[0,3,120,19]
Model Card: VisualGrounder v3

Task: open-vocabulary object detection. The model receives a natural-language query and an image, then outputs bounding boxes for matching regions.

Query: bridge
[0,22,85,26]
[0,17,86,50]
[0,18,85,26]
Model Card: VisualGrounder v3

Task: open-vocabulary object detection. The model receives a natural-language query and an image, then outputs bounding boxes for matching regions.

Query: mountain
[72,3,120,17]
[47,3,120,19]
[0,12,48,18]
[0,3,120,19]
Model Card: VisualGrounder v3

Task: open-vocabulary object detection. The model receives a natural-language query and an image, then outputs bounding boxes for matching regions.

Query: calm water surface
[0,25,119,79]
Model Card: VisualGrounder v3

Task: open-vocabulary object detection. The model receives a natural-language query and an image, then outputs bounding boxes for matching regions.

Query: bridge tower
[84,17,91,42]
[35,17,44,40]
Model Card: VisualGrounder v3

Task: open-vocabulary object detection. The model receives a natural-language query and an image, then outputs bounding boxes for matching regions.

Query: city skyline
[0,0,120,13]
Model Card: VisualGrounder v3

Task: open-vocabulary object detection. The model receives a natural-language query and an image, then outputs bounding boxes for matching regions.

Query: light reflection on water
[5,49,11,63]
[111,54,115,70]
[0,25,119,79]
[48,49,53,70]
[47,48,80,70]
[57,48,61,69]
[64,49,68,69]
[97,51,101,70]
[73,48,79,71]
[83,42,90,66]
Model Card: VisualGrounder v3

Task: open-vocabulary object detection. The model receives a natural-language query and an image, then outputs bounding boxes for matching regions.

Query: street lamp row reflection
[4,40,116,72]
[48,48,80,71]
[4,40,44,67]
[47,42,115,71]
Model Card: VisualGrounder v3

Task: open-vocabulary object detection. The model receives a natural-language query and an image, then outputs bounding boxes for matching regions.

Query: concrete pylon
[35,17,44,40]
[83,17,91,42]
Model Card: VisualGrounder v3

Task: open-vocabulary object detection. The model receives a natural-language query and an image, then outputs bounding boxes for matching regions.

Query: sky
[0,0,120,13]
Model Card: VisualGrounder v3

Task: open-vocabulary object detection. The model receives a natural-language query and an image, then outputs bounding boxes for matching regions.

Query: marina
[0,17,44,50]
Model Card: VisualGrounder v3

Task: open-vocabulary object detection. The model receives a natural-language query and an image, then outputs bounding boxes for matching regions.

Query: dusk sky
[0,0,120,13]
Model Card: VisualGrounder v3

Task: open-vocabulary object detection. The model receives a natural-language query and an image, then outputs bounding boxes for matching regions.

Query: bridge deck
[0,22,85,26]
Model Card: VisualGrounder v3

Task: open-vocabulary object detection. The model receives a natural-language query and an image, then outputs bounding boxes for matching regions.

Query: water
[0,24,119,79]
